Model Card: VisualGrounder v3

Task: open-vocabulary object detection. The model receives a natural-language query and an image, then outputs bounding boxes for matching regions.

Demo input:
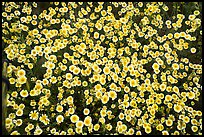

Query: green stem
[26,80,30,91]
[2,62,8,132]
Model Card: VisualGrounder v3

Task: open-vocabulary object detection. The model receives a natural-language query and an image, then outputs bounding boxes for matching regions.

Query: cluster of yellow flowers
[2,2,202,135]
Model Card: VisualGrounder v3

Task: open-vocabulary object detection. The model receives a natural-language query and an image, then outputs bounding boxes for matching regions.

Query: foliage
[2,2,202,135]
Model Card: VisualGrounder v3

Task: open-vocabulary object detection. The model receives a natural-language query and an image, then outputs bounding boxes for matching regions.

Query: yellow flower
[29,110,39,120]
[125,115,131,122]
[95,90,102,98]
[66,73,73,80]
[165,95,172,102]
[174,104,182,113]
[187,91,195,99]
[5,118,12,126]
[18,76,27,84]
[16,109,23,116]
[152,63,159,70]
[101,94,109,104]
[119,112,124,120]
[56,115,64,124]
[124,86,130,93]
[165,119,173,126]
[136,131,142,135]
[67,96,74,103]
[173,131,180,135]
[103,66,110,75]
[130,79,139,87]
[27,63,33,69]
[103,26,110,33]
[27,123,34,131]
[34,126,43,135]
[83,108,90,115]
[120,124,127,132]
[173,86,179,94]
[162,130,169,135]
[194,10,200,16]
[167,33,173,39]
[188,15,196,21]
[120,17,128,24]
[11,91,18,98]
[73,67,80,75]
[94,124,100,131]
[108,90,117,100]
[112,73,119,82]
[197,110,202,116]
[70,114,79,123]
[92,64,100,72]
[39,114,50,125]
[156,124,164,131]
[48,62,55,69]
[191,126,198,132]
[112,36,118,43]
[9,78,16,84]
[35,83,43,91]
[100,109,106,117]
[76,120,84,128]
[20,90,28,98]
[94,32,99,39]
[42,79,49,86]
[117,126,123,134]
[56,105,63,113]
[183,116,190,123]
[159,83,167,91]
[69,65,76,72]
[84,116,92,126]
[145,126,152,134]
[174,32,180,39]
[99,77,106,85]
[10,131,20,135]
[17,69,26,77]
[172,63,179,70]
[68,107,75,115]
[190,47,196,53]
[95,84,102,91]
